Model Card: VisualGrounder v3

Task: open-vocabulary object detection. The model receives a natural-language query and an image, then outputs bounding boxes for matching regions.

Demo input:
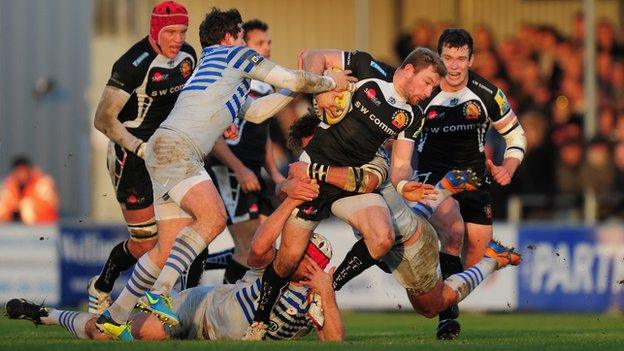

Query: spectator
[0,156,59,224]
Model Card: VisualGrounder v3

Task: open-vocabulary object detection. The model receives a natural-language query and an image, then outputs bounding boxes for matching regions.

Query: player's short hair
[11,155,31,169]
[243,19,268,41]
[199,7,243,48]
[288,112,320,152]
[400,47,447,77]
[437,28,474,57]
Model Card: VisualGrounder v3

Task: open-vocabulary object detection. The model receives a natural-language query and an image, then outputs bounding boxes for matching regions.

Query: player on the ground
[281,113,521,321]
[206,19,286,284]
[6,229,344,342]
[89,1,198,314]
[95,7,355,339]
[244,50,447,339]
[414,28,526,339]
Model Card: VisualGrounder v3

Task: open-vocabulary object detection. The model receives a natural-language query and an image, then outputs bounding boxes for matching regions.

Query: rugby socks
[204,247,235,270]
[444,257,497,302]
[95,240,138,293]
[223,257,249,284]
[108,254,161,324]
[439,253,464,321]
[42,309,93,339]
[332,239,378,291]
[253,263,290,324]
[184,248,209,289]
[151,226,207,296]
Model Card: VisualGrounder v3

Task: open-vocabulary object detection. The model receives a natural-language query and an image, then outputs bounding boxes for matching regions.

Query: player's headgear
[150,1,189,43]
[306,233,333,269]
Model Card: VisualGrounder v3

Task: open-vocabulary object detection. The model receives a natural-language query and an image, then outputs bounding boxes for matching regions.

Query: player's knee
[368,229,394,259]
[419,307,438,319]
[195,210,227,235]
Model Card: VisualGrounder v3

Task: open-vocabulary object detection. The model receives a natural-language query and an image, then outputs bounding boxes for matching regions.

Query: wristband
[307,162,329,182]
[396,180,408,195]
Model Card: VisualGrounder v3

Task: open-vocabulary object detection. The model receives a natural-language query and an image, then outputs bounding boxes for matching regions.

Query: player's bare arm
[287,160,385,194]
[489,112,527,185]
[211,138,261,193]
[93,86,146,158]
[300,261,345,341]
[298,49,348,114]
[239,88,296,124]
[264,138,286,185]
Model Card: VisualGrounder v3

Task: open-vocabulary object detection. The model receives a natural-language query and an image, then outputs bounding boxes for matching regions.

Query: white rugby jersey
[160,45,267,157]
[171,270,315,340]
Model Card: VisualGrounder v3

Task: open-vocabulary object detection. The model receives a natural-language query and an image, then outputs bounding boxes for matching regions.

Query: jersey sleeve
[343,51,394,80]
[106,56,146,94]
[229,47,267,76]
[487,87,513,122]
[397,107,424,141]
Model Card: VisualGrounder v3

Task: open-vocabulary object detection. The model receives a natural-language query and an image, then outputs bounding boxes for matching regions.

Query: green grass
[1,311,623,351]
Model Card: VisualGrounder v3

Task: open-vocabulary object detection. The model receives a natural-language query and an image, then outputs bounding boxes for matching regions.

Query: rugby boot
[204,247,234,270]
[485,240,522,269]
[439,169,481,194]
[5,298,48,325]
[87,275,112,314]
[138,291,179,326]
[243,321,268,340]
[95,310,133,341]
[436,317,461,340]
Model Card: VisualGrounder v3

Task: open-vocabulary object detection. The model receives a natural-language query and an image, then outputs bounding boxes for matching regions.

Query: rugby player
[415,28,526,339]
[244,48,446,339]
[280,113,521,322]
[5,225,344,341]
[206,19,286,284]
[90,1,197,313]
[95,7,355,339]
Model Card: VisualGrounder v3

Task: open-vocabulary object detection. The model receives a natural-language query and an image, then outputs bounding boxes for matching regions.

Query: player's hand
[235,166,261,193]
[326,69,358,92]
[135,142,147,159]
[288,161,310,179]
[315,91,344,116]
[301,260,335,296]
[223,123,239,140]
[486,159,511,186]
[400,181,438,203]
[281,177,319,202]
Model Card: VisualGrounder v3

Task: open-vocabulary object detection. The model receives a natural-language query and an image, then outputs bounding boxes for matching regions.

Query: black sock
[253,262,290,324]
[223,258,249,284]
[439,252,463,321]
[332,239,378,291]
[184,248,209,289]
[204,247,235,270]
[94,240,137,293]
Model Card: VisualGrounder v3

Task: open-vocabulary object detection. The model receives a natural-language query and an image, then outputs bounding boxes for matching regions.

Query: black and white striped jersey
[106,36,196,141]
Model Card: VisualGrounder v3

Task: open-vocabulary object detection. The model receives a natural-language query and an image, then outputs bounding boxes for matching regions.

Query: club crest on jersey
[364,88,381,106]
[463,101,481,120]
[392,111,408,128]
[151,71,169,82]
[180,58,192,78]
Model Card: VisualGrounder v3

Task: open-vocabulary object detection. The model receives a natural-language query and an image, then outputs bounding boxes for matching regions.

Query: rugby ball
[312,68,353,125]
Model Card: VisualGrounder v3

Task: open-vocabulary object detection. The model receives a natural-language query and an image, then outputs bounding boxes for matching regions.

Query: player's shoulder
[114,36,156,71]
[467,71,500,99]
[180,42,197,59]
[344,51,395,81]
[360,78,413,114]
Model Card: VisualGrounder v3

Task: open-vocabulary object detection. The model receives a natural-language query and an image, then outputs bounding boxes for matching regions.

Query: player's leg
[246,218,313,339]
[331,194,394,291]
[463,223,493,267]
[225,218,258,283]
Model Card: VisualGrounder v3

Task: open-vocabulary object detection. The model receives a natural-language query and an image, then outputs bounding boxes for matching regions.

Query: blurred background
[1,0,623,313]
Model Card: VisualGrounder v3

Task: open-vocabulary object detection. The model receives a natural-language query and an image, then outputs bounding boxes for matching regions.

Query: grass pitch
[1,311,623,351]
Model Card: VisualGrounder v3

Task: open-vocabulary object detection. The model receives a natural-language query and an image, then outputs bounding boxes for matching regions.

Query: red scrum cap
[305,233,333,269]
[150,1,189,43]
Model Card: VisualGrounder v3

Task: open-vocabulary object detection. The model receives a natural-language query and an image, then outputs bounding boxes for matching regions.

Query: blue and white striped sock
[409,183,453,219]
[152,226,207,295]
[444,257,497,302]
[108,254,161,323]
[43,309,93,339]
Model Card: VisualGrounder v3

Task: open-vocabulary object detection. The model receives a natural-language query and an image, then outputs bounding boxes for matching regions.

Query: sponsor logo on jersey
[133,52,150,67]
[364,88,381,106]
[427,124,477,133]
[370,61,388,77]
[353,100,397,136]
[180,58,192,78]
[150,83,185,97]
[494,89,511,115]
[151,71,169,82]
[391,111,408,128]
[427,110,438,120]
[463,101,481,120]
[249,203,259,213]
[247,52,265,66]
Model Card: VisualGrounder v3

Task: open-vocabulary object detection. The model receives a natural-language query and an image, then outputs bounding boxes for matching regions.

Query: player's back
[161,45,260,156]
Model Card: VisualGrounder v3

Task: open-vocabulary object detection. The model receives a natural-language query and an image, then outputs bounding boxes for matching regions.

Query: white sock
[42,309,93,339]
[408,183,454,219]
[108,253,161,324]
[151,226,207,295]
[444,257,497,302]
